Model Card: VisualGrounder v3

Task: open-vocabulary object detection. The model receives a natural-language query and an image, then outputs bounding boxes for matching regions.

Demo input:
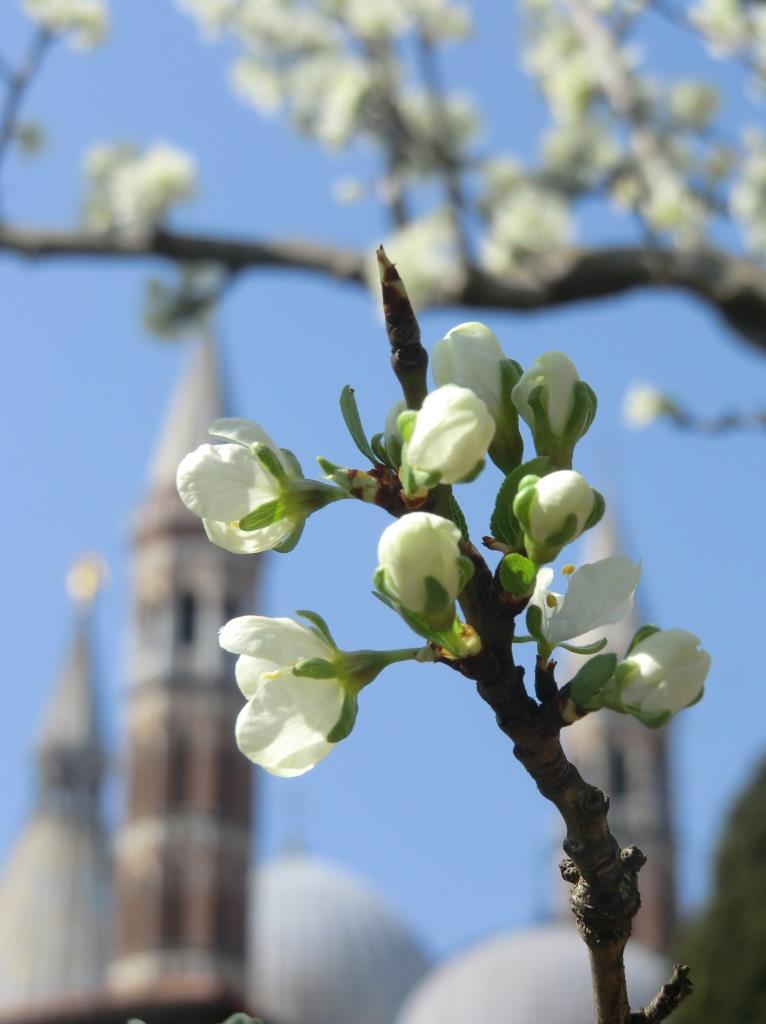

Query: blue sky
[1,1,765,960]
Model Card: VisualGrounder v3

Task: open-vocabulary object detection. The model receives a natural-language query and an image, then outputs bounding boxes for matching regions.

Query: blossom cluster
[177,311,710,777]
[83,142,197,238]
[23,0,108,49]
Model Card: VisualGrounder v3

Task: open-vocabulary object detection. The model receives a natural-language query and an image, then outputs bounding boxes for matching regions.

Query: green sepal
[569,653,618,709]
[564,380,598,444]
[454,457,486,485]
[489,456,553,547]
[273,519,304,554]
[291,478,348,512]
[280,448,304,478]
[252,442,287,483]
[397,409,417,442]
[560,636,608,656]
[525,603,546,643]
[448,495,470,541]
[371,590,469,658]
[399,460,439,498]
[545,511,579,548]
[584,489,606,531]
[526,383,556,456]
[626,623,661,655]
[370,432,393,468]
[296,609,337,648]
[292,657,338,679]
[239,498,287,531]
[326,692,359,743]
[423,575,452,618]
[457,556,475,594]
[626,707,673,730]
[339,385,379,465]
[499,553,537,598]
[488,359,524,474]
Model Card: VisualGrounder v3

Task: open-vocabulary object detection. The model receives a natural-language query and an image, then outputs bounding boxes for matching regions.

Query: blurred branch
[5,224,766,352]
[0,28,52,180]
[630,965,693,1023]
[667,406,766,433]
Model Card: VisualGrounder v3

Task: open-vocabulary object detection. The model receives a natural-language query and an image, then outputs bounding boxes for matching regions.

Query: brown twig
[629,964,693,1022]
[0,28,52,183]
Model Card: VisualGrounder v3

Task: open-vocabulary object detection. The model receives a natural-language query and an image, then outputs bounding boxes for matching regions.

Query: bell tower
[109,338,260,996]
[559,516,676,955]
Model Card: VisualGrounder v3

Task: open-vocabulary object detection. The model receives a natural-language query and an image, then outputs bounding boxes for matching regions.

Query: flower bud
[611,627,710,727]
[384,399,407,468]
[512,469,604,563]
[511,352,596,467]
[398,384,495,497]
[433,322,524,472]
[375,512,464,623]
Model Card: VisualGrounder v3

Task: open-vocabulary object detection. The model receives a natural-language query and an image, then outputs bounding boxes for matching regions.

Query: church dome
[248,853,430,1024]
[396,923,667,1024]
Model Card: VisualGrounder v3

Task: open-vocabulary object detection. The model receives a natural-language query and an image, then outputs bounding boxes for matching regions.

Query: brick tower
[108,338,260,996]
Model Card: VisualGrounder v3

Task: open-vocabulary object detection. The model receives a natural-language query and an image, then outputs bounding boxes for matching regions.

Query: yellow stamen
[228,520,240,528]
[546,594,558,608]
[562,563,576,576]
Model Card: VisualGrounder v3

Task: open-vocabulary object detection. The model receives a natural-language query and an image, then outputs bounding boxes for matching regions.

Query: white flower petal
[220,615,333,662]
[546,557,640,645]
[177,442,279,522]
[235,674,344,776]
[406,385,495,484]
[377,512,462,613]
[203,516,295,554]
[209,417,286,463]
[234,654,285,699]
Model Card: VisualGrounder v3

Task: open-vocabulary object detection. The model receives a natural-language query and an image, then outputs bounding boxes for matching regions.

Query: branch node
[559,857,580,884]
[620,845,647,873]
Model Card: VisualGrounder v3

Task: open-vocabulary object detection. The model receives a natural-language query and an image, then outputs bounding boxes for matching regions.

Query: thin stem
[0,28,52,193]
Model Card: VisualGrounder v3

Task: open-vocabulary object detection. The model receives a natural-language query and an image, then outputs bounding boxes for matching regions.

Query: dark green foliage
[675,756,766,1024]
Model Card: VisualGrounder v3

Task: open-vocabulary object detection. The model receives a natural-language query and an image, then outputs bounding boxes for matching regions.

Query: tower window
[608,749,627,799]
[177,592,196,646]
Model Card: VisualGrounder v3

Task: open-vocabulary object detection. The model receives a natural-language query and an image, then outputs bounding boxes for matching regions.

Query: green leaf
[292,657,337,679]
[340,385,379,464]
[326,693,359,743]
[239,499,286,531]
[296,609,337,647]
[252,442,287,482]
[273,520,304,554]
[499,553,537,598]
[280,447,304,478]
[560,636,608,656]
[569,653,618,708]
[457,555,475,593]
[448,495,470,541]
[489,456,553,546]
[626,623,661,655]
[370,432,392,467]
[525,603,545,643]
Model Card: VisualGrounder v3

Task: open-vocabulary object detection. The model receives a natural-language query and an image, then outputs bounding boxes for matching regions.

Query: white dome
[396,923,666,1024]
[249,853,430,1024]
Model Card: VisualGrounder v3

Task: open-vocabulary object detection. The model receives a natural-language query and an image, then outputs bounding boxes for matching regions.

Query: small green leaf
[293,657,337,679]
[340,385,379,464]
[457,555,475,593]
[448,495,470,541]
[296,609,337,647]
[252,442,287,482]
[280,447,304,478]
[239,499,286,531]
[326,693,359,742]
[273,520,304,554]
[626,623,661,655]
[560,636,608,656]
[525,603,545,643]
[499,553,537,598]
[569,653,618,708]
[370,432,392,467]
[489,456,552,546]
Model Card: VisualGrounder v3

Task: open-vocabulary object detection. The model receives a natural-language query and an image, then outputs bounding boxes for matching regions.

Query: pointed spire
[36,556,106,814]
[149,333,225,490]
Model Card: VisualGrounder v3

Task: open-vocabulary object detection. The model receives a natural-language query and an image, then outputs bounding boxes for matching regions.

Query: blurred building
[0,342,673,1023]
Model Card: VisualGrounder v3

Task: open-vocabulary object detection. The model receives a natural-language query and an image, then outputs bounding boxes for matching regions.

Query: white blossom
[83,142,196,238]
[376,512,463,618]
[542,119,621,188]
[640,174,708,246]
[731,130,766,254]
[615,628,711,721]
[512,352,580,437]
[221,615,345,776]
[432,322,508,421]
[401,384,495,492]
[622,381,668,429]
[529,557,641,649]
[668,81,719,130]
[514,470,602,563]
[369,212,463,311]
[177,418,298,555]
[23,0,108,49]
[482,186,573,274]
[691,0,749,54]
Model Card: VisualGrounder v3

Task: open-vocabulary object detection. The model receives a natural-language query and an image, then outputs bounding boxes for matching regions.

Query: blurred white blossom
[622,382,669,428]
[23,0,108,49]
[369,211,463,310]
[668,81,719,130]
[84,142,196,238]
[731,130,766,254]
[482,185,573,273]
